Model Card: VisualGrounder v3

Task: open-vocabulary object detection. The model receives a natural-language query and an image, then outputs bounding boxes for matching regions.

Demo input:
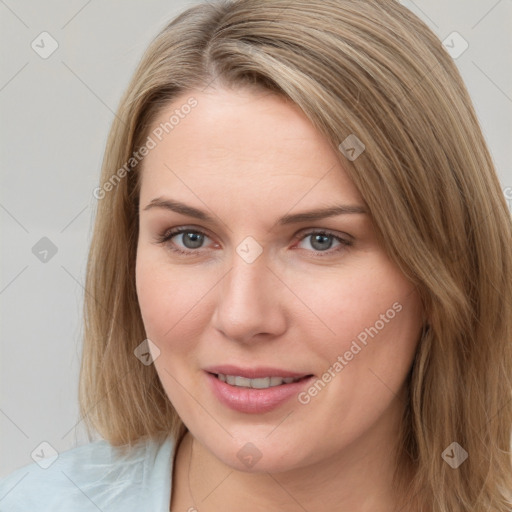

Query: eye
[155,227,216,255]
[154,226,353,257]
[174,230,206,249]
[295,230,353,255]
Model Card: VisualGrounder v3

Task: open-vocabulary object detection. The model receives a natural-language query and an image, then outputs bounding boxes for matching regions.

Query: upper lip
[204,365,313,379]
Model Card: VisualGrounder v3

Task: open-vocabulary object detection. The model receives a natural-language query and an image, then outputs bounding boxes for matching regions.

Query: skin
[135,85,424,511]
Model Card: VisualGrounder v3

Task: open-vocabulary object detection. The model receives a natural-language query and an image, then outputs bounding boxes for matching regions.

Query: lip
[204,367,314,414]
[203,365,310,379]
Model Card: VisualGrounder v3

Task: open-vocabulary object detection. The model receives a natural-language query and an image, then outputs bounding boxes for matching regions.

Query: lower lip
[206,372,313,414]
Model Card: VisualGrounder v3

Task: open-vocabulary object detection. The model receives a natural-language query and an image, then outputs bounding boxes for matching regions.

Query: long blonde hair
[79,1,512,509]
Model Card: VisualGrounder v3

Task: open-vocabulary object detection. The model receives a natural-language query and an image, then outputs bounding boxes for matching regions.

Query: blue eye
[299,233,341,252]
[156,228,212,254]
[155,227,352,257]
[174,231,205,249]
[294,230,353,256]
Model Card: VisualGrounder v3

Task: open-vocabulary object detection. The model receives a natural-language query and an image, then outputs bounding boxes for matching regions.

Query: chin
[203,432,320,474]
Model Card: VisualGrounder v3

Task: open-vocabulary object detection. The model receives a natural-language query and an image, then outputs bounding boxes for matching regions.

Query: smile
[205,369,314,414]
[215,373,304,389]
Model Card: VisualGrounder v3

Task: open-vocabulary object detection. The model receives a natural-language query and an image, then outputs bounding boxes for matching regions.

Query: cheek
[296,268,422,439]
[308,260,422,368]
[136,255,167,337]
[135,249,215,354]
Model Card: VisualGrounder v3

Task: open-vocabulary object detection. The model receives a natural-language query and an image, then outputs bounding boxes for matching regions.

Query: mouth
[204,366,315,414]
[210,372,312,389]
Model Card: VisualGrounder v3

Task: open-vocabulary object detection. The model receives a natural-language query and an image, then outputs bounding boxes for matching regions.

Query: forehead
[138,87,363,207]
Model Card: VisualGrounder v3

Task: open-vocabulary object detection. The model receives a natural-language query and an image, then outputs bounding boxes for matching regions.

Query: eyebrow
[143,197,368,225]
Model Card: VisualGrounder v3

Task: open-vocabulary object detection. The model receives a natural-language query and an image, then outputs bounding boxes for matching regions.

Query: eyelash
[154,226,353,257]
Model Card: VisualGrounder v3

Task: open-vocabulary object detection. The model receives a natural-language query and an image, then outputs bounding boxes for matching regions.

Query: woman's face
[136,86,424,472]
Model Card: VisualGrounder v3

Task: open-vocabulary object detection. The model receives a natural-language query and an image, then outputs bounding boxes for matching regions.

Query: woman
[1,0,511,510]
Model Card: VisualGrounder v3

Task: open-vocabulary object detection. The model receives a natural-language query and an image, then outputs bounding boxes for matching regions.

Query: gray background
[1,0,511,477]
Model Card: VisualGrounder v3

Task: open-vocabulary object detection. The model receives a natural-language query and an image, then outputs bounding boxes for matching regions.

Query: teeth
[234,376,251,387]
[270,376,283,386]
[251,377,270,389]
[217,373,302,389]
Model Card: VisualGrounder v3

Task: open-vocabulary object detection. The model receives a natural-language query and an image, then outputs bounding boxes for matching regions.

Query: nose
[211,250,288,344]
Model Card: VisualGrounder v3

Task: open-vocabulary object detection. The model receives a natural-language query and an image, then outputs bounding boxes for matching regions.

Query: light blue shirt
[0,435,175,511]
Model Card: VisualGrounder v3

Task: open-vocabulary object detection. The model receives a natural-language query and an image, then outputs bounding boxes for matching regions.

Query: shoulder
[0,434,175,512]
